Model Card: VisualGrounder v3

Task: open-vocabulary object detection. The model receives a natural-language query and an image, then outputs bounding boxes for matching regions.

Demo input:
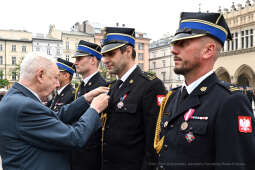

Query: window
[138,43,144,50]
[12,72,17,80]
[250,29,253,47]
[66,55,69,61]
[0,70,3,79]
[66,41,69,50]
[227,40,230,51]
[36,47,40,52]
[162,60,166,67]
[22,45,26,52]
[241,31,244,49]
[57,49,60,55]
[231,34,234,50]
[138,63,144,70]
[235,32,238,50]
[0,56,2,65]
[161,72,166,81]
[245,30,249,48]
[0,44,2,51]
[138,53,144,60]
[12,56,16,65]
[12,45,16,52]
[47,48,51,55]
[153,62,156,69]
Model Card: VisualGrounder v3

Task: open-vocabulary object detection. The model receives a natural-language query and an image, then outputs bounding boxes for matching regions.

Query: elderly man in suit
[0,52,109,170]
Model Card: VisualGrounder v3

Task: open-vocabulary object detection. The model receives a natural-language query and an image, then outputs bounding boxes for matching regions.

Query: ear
[36,68,45,83]
[125,46,132,58]
[90,56,97,65]
[64,72,70,80]
[201,42,216,60]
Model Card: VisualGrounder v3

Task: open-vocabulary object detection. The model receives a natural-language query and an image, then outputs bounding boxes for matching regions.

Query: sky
[0,0,246,41]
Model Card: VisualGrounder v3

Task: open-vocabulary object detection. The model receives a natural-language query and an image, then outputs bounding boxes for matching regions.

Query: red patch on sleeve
[157,95,165,106]
[238,116,252,133]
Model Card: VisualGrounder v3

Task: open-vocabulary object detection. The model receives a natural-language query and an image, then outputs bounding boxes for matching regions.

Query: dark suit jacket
[0,83,101,170]
[50,83,75,112]
[72,72,107,170]
[157,73,255,170]
[102,66,166,170]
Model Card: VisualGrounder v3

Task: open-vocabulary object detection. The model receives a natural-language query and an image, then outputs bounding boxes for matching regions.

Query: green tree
[0,71,9,88]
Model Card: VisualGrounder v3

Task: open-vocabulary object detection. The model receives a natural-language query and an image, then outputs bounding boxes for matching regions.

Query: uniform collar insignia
[200,86,207,92]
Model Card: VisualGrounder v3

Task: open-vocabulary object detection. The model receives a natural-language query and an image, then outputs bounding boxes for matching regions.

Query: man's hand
[84,87,109,103]
[90,93,109,113]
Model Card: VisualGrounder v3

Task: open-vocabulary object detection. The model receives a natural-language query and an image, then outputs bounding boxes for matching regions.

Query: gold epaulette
[143,72,157,80]
[154,90,173,154]
[229,85,240,92]
[148,74,156,80]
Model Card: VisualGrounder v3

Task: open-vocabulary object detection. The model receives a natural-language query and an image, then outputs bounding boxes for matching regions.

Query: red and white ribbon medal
[181,108,195,131]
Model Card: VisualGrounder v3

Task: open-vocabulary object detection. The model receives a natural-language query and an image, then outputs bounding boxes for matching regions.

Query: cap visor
[170,33,206,45]
[72,51,91,58]
[101,43,126,54]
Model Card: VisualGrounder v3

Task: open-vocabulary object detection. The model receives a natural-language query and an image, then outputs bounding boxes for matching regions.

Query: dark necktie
[114,80,123,89]
[78,81,85,97]
[110,79,123,102]
[179,86,188,103]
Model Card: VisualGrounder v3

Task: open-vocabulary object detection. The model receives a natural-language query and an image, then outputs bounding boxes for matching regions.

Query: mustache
[173,56,182,60]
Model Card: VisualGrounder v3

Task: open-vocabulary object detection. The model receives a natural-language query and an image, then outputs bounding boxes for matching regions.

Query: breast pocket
[177,119,210,156]
[117,103,137,114]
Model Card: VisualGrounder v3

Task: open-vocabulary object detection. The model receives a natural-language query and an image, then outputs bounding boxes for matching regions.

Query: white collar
[83,71,98,85]
[57,83,70,95]
[182,70,214,94]
[18,82,42,102]
[119,64,137,82]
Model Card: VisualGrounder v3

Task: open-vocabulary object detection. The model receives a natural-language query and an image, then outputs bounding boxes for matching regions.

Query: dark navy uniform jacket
[156,73,255,170]
[0,83,101,170]
[72,72,107,170]
[49,83,75,112]
[102,66,166,170]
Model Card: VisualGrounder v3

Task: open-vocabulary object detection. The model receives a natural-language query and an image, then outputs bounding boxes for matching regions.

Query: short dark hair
[120,44,136,59]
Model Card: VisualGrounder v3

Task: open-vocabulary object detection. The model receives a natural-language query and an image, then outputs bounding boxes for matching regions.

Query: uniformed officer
[101,27,166,170]
[71,40,107,170]
[154,12,255,170]
[49,58,75,112]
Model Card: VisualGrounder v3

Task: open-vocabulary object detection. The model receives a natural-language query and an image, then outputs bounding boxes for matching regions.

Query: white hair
[20,52,56,81]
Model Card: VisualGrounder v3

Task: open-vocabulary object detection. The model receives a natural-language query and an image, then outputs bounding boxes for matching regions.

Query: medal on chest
[117,94,127,109]
[180,108,195,131]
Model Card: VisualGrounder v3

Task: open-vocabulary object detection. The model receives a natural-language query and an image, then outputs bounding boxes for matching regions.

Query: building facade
[48,24,94,81]
[0,30,32,86]
[32,33,62,58]
[214,0,255,88]
[149,35,184,90]
[48,24,94,63]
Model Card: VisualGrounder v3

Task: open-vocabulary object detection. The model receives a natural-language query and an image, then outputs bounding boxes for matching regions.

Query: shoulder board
[217,81,241,93]
[141,72,157,81]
